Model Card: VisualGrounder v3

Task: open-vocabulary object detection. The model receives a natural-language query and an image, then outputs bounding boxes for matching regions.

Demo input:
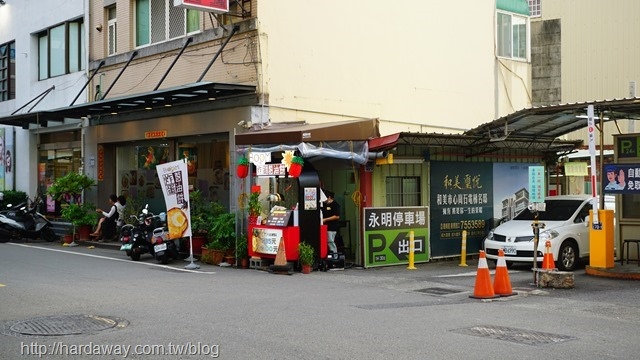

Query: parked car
[484,195,614,271]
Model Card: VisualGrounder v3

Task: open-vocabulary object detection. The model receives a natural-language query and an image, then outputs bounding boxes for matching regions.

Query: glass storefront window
[39,148,82,214]
[115,136,230,215]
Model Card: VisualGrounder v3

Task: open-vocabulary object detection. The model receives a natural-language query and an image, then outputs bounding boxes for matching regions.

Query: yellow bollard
[407,231,417,270]
[459,230,468,267]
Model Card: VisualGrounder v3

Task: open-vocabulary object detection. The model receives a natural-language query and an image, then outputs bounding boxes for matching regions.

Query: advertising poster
[0,128,5,191]
[493,163,539,221]
[251,227,283,255]
[4,128,12,190]
[363,206,429,268]
[602,164,640,194]
[179,146,198,176]
[156,160,192,239]
[429,162,493,257]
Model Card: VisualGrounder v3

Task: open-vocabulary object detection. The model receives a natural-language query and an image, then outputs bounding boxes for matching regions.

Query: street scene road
[1,241,639,359]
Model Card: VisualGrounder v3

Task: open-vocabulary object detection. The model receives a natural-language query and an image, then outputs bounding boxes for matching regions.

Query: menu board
[266,210,293,227]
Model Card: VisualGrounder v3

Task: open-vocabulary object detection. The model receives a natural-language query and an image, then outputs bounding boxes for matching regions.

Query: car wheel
[556,241,578,271]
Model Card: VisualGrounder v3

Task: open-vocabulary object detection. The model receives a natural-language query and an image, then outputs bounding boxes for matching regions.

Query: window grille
[528,0,541,17]
[386,176,421,207]
[0,41,15,101]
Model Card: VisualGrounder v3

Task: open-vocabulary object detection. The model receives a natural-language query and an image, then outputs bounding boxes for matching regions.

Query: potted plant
[46,172,96,205]
[298,242,315,274]
[247,191,262,225]
[60,202,97,242]
[202,239,226,265]
[188,190,225,255]
[236,233,249,268]
[204,212,236,265]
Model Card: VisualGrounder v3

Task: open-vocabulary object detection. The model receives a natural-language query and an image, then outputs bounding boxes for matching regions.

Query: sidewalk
[74,239,640,280]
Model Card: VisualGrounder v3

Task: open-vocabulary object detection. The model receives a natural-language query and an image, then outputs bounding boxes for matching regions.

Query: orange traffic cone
[494,249,516,297]
[470,251,499,299]
[541,240,556,270]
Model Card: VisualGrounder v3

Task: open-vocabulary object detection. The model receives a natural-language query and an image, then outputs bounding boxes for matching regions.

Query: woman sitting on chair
[92,194,120,240]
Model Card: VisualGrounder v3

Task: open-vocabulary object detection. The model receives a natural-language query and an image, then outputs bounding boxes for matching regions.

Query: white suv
[483,195,614,271]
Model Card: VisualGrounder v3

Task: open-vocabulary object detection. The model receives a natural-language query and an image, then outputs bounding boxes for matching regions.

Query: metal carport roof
[464,97,640,140]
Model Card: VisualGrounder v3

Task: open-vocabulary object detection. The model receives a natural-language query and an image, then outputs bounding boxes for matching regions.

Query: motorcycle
[119,205,160,261]
[0,196,57,243]
[149,213,180,264]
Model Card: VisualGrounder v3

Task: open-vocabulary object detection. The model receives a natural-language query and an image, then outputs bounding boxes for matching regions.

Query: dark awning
[235,118,380,145]
[0,82,256,128]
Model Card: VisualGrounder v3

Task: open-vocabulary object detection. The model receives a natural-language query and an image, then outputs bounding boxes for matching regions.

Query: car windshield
[514,200,585,221]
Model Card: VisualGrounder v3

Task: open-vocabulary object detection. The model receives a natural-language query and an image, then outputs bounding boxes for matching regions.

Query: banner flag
[156,160,192,239]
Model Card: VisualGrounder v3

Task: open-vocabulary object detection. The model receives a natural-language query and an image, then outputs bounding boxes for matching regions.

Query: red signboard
[144,130,167,139]
[173,0,229,13]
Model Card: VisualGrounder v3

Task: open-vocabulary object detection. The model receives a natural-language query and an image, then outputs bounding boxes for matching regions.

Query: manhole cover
[451,325,575,346]
[4,315,128,337]
[415,287,462,296]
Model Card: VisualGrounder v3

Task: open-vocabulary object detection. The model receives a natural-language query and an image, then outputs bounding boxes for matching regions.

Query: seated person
[92,194,120,240]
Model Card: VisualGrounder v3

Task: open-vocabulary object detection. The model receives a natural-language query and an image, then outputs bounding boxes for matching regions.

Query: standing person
[322,190,340,256]
[92,194,119,240]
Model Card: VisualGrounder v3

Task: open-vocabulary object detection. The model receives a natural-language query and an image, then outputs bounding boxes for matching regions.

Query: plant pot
[224,256,236,266]
[189,234,206,255]
[239,257,249,269]
[63,234,74,244]
[78,225,92,241]
[211,249,225,265]
[301,264,312,274]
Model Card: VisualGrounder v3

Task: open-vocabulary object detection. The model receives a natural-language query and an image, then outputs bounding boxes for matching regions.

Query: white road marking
[8,243,214,274]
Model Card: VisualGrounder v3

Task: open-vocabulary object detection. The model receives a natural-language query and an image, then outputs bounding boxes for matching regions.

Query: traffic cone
[494,249,516,297]
[541,240,556,270]
[469,251,499,299]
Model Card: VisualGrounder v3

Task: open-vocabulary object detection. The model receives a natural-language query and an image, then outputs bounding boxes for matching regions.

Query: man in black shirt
[322,190,340,256]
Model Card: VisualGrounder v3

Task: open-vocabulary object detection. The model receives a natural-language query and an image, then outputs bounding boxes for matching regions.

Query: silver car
[483,195,614,271]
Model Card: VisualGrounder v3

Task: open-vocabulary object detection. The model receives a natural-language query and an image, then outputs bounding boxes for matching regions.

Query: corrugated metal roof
[464,97,640,140]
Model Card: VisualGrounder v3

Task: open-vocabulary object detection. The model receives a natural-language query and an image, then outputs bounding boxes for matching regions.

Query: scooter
[0,196,57,243]
[119,205,159,261]
[150,216,180,264]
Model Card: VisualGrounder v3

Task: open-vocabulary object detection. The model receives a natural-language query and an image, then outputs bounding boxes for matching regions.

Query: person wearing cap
[604,166,624,190]
[321,190,340,256]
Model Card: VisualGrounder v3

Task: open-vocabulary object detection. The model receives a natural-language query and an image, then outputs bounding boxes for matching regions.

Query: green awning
[496,0,530,16]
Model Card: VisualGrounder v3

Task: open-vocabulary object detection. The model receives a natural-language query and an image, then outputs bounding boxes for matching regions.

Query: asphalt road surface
[1,241,639,359]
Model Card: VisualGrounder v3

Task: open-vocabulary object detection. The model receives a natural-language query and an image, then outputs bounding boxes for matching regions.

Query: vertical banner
[363,206,429,268]
[0,128,5,191]
[156,160,192,239]
[587,104,600,227]
[3,128,12,190]
[528,166,546,203]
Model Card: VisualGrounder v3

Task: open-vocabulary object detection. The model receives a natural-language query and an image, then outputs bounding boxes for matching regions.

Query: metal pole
[197,26,239,82]
[101,51,138,100]
[70,60,105,106]
[154,37,193,91]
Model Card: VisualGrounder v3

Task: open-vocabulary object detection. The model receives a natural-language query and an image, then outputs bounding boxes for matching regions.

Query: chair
[621,239,640,266]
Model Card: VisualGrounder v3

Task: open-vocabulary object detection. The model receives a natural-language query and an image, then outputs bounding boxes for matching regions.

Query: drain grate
[414,287,462,296]
[355,301,434,310]
[451,325,575,346]
[3,315,128,337]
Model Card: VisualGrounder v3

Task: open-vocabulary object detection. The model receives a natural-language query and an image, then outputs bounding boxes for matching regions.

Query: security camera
[527,203,535,211]
[96,24,103,32]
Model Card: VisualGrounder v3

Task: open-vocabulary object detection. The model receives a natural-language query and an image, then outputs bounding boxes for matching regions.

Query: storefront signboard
[363,206,429,268]
[249,152,271,165]
[256,163,285,177]
[144,130,167,139]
